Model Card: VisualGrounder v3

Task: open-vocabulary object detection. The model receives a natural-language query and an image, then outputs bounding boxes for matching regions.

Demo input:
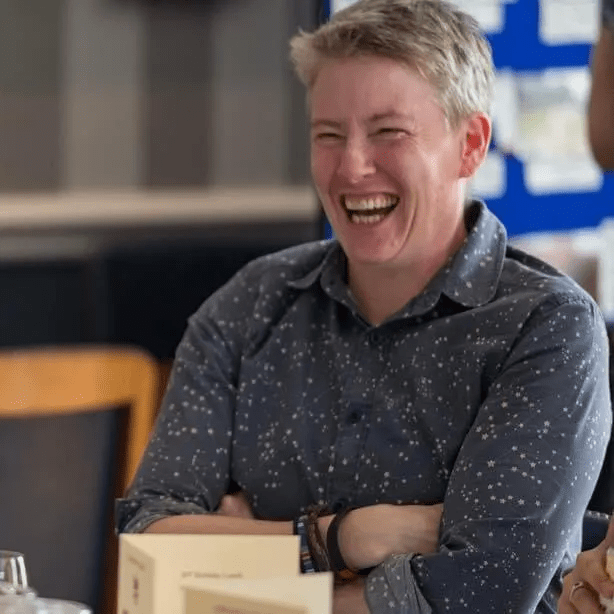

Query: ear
[459,113,491,178]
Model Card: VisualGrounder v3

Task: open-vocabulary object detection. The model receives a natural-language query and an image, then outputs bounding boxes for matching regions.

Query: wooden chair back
[0,345,159,491]
[0,345,160,613]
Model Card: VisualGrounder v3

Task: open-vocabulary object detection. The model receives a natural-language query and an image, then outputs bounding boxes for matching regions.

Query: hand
[335,502,443,570]
[559,517,614,614]
[216,490,255,520]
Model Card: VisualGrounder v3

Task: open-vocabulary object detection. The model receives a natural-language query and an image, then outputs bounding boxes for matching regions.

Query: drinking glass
[0,552,29,596]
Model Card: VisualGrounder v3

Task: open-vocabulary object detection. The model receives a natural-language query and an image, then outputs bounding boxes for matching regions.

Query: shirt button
[347,409,363,425]
[369,330,383,344]
[332,498,350,513]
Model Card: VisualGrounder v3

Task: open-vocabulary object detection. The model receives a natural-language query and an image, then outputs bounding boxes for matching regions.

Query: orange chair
[0,345,160,613]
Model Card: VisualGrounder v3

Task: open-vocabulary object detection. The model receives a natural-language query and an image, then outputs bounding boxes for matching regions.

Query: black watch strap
[326,506,358,574]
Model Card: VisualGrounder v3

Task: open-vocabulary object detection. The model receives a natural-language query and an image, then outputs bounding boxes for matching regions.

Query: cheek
[311,150,335,192]
[375,144,416,181]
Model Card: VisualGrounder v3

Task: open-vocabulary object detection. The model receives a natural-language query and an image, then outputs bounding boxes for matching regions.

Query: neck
[348,266,427,326]
[347,220,468,326]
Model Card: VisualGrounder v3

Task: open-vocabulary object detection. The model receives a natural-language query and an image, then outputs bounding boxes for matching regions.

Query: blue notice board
[319,0,614,238]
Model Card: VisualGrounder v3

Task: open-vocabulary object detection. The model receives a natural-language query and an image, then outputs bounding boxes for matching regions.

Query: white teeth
[350,212,385,224]
[344,195,398,211]
[343,194,398,225]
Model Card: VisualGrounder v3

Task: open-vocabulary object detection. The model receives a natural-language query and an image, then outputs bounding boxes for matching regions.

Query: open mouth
[341,194,399,224]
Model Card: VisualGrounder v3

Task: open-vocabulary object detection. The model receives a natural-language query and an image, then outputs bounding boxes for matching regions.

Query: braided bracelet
[306,505,332,572]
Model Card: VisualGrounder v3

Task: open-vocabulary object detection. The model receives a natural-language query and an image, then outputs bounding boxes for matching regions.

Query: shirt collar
[432,200,507,308]
[288,200,507,314]
[288,241,356,310]
[288,242,340,291]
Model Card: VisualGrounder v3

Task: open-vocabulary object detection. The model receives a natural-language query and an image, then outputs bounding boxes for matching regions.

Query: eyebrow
[310,111,416,129]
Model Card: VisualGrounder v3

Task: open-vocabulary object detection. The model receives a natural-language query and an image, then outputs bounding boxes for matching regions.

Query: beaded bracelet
[293,516,316,574]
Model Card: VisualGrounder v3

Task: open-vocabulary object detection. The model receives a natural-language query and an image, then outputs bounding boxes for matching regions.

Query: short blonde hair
[289,0,494,127]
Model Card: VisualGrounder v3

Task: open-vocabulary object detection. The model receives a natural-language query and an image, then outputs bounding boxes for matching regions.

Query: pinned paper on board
[482,66,604,196]
[333,0,511,33]
[449,0,505,33]
[512,67,603,194]
[491,69,520,153]
[539,0,600,44]
[470,151,507,200]
[331,0,360,11]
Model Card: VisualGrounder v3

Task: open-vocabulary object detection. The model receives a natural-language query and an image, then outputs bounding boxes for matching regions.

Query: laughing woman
[116,2,611,613]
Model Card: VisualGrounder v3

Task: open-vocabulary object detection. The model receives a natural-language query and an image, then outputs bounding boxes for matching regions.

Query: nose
[337,137,375,183]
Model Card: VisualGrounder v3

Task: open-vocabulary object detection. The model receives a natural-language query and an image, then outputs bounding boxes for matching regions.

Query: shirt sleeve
[115,269,254,534]
[365,295,612,614]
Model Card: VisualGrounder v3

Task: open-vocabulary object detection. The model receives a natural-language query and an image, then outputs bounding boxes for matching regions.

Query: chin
[343,243,403,268]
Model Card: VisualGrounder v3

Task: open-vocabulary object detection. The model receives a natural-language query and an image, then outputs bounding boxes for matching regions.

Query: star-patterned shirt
[116,201,611,614]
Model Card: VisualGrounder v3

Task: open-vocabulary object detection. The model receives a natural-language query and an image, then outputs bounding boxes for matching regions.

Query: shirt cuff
[365,554,432,614]
[116,498,209,534]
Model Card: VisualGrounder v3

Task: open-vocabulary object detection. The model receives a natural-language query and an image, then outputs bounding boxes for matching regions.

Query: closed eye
[372,127,407,137]
[313,132,344,141]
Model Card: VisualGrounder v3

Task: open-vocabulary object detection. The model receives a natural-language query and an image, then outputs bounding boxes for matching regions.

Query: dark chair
[582,510,610,551]
[0,345,160,614]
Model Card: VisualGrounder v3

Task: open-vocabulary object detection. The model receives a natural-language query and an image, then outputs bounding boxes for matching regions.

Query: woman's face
[310,55,474,273]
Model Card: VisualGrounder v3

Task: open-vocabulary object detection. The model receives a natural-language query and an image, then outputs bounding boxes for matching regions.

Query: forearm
[317,504,441,571]
[144,513,293,536]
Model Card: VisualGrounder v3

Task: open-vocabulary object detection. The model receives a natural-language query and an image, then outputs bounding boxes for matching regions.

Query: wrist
[337,505,397,567]
[330,507,380,587]
[331,508,372,570]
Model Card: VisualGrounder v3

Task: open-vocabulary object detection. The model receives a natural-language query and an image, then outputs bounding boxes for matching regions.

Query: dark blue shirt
[117,201,611,614]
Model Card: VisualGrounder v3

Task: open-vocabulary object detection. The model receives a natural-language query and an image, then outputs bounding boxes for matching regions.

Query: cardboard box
[117,534,301,614]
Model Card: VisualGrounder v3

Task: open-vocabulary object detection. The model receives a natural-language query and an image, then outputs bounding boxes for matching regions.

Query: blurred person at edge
[588,0,614,170]
[116,1,611,612]
[557,1,614,613]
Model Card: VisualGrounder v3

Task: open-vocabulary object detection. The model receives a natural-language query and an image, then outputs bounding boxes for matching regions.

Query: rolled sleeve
[366,296,611,613]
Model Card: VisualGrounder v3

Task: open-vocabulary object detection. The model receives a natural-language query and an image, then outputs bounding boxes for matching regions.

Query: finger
[569,582,605,614]
[579,552,614,600]
[218,494,243,515]
[218,493,253,518]
[232,492,254,518]
[559,574,579,614]
[591,567,614,602]
[557,595,578,614]
[216,495,234,515]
